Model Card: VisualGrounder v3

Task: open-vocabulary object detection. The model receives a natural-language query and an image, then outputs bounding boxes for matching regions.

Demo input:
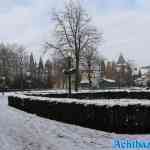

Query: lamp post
[63,50,76,97]
[45,69,48,88]
[68,52,72,97]
[63,51,75,97]
[124,68,128,87]
[26,71,32,89]
[116,67,121,89]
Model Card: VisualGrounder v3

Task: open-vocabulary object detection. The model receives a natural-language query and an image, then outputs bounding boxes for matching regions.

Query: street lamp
[124,68,128,87]
[20,63,24,91]
[67,52,72,97]
[26,71,32,89]
[63,51,75,97]
[45,70,49,88]
[116,67,121,89]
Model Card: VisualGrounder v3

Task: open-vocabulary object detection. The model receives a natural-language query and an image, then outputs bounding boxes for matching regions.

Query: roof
[117,54,126,65]
[103,78,116,83]
[80,79,89,84]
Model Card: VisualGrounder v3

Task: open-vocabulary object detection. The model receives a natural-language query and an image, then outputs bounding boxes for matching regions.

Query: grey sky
[0,0,150,66]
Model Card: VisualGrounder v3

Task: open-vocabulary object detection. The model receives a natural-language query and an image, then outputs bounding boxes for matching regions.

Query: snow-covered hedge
[23,90,150,100]
[8,94,150,134]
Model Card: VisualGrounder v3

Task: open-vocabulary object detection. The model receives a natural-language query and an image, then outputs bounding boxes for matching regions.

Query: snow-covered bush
[8,94,150,134]
[24,90,150,100]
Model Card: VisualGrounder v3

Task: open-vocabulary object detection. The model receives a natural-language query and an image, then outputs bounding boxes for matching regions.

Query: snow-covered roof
[103,78,116,83]
[80,79,89,84]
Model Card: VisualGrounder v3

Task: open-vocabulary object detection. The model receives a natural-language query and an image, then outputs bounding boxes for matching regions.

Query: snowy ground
[1,93,150,150]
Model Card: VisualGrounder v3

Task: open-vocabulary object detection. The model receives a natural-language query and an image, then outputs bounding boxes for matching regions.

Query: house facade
[79,54,136,89]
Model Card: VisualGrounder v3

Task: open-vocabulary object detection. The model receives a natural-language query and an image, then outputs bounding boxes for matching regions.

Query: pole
[2,57,6,95]
[68,56,71,97]
[20,66,24,91]
[119,72,121,89]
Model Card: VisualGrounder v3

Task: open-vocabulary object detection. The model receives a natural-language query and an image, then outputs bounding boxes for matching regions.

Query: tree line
[0,43,57,89]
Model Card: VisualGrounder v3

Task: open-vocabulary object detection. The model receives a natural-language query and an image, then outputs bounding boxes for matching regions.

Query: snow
[18,87,150,96]
[103,78,116,83]
[80,79,89,84]
[10,93,150,107]
[0,93,150,149]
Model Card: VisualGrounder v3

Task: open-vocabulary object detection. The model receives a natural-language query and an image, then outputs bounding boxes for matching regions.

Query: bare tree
[81,47,99,88]
[47,0,101,91]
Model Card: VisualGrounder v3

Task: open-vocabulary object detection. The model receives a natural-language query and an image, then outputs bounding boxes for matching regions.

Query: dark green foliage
[8,94,150,134]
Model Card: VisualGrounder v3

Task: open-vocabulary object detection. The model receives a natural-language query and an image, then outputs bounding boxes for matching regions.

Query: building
[135,66,150,87]
[115,54,133,87]
[80,64,101,88]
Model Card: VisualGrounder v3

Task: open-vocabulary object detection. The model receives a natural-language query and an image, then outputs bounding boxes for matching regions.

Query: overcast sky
[0,0,150,66]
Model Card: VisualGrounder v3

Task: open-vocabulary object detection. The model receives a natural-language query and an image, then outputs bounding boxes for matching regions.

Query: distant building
[79,54,142,89]
[80,64,101,88]
[135,66,150,87]
[117,54,127,66]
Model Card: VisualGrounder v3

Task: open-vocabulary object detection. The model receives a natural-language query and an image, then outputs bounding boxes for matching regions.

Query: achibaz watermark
[113,139,150,149]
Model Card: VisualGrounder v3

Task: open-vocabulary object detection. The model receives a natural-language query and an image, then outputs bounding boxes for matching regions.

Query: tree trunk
[88,64,92,88]
[75,55,79,91]
[20,66,24,90]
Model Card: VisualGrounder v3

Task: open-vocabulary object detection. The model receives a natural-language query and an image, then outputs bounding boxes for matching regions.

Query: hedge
[8,94,150,134]
[25,91,150,100]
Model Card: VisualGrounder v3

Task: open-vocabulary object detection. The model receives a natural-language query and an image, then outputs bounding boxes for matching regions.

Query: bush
[8,94,150,134]
[26,91,150,100]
